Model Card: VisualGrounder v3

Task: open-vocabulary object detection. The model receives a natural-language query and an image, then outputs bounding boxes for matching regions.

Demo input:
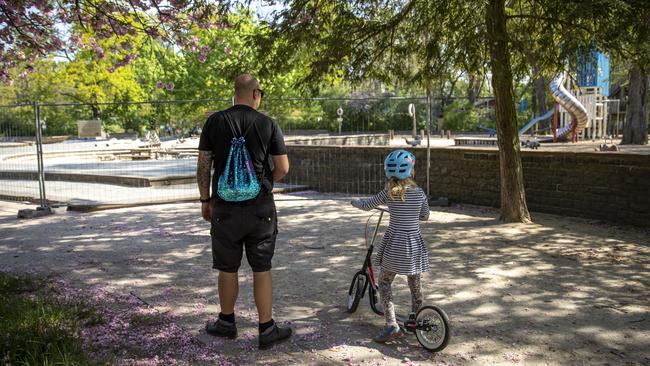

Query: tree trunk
[532,76,548,134]
[622,65,649,144]
[485,0,532,223]
[438,83,447,131]
[445,76,459,105]
[532,77,548,117]
[467,73,482,104]
[91,105,100,120]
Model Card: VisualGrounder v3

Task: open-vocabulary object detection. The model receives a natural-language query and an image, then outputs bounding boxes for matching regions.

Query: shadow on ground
[0,194,648,365]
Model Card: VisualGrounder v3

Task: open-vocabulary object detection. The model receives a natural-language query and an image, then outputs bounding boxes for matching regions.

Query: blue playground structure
[577,50,610,96]
[512,51,609,141]
[466,50,612,147]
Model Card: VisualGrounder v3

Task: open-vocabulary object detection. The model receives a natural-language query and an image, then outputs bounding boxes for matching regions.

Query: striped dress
[358,187,430,275]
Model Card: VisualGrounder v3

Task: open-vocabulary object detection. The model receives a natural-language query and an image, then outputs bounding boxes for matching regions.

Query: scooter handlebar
[350,199,388,214]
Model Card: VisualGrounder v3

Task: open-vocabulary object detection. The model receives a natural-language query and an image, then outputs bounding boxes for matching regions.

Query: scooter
[346,207,450,352]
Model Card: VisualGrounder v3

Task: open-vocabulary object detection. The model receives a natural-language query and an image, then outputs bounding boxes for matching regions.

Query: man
[197,74,291,350]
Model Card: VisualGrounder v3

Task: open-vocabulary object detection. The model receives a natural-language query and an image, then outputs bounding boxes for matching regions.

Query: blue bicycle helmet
[384,149,415,180]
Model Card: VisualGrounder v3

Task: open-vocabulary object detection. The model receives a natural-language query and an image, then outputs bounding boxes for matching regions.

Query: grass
[0,272,105,365]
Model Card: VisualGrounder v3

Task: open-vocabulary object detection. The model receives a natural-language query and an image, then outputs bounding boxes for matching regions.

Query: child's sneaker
[373,324,402,343]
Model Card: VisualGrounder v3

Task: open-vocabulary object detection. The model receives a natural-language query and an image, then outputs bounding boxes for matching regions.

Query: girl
[351,149,430,343]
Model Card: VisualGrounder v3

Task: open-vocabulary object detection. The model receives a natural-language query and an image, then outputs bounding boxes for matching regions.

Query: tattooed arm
[197,150,213,221]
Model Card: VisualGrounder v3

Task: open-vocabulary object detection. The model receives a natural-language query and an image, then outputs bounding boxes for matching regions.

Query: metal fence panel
[0,96,501,207]
[34,99,231,206]
[0,103,42,204]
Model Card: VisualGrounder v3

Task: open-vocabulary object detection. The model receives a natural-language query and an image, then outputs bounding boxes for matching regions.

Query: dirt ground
[1,194,649,365]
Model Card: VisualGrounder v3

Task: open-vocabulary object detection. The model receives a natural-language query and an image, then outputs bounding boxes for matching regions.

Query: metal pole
[408,103,417,139]
[553,102,559,142]
[33,101,46,208]
[426,94,431,198]
[616,100,620,138]
[32,101,42,206]
[37,105,47,208]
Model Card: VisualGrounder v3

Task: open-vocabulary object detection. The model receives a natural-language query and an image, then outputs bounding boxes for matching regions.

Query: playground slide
[549,72,589,140]
[518,107,556,135]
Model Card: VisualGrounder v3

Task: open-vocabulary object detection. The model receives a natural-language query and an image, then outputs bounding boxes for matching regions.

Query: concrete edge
[65,185,311,212]
[0,172,201,187]
[285,144,650,160]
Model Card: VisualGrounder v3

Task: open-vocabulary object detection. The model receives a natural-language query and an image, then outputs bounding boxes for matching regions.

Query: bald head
[233,74,263,109]
[234,74,260,98]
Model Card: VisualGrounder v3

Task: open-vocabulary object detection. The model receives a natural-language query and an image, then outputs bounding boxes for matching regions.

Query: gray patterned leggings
[379,270,423,326]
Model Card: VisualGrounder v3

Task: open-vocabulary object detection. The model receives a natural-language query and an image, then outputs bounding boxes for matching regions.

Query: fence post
[426,94,431,198]
[33,101,47,208]
[18,101,53,218]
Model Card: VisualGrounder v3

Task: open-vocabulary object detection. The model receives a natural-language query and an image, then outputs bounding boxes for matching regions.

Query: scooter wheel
[415,305,450,352]
[368,283,384,316]
[346,272,367,313]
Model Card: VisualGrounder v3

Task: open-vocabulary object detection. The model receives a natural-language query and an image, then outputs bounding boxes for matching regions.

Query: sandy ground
[1,195,649,366]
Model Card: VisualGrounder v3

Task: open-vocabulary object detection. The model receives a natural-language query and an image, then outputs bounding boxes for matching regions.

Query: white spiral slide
[549,72,589,140]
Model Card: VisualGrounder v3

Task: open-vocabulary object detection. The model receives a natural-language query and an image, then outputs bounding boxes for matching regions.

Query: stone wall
[286,134,389,146]
[285,145,650,226]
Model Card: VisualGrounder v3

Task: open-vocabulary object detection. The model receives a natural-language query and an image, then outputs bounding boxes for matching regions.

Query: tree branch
[506,14,592,34]
[0,7,47,52]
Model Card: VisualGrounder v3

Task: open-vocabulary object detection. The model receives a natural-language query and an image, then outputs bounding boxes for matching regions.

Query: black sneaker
[259,324,292,350]
[206,319,237,339]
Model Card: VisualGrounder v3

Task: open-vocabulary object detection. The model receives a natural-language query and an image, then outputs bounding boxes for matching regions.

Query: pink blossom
[70,34,81,45]
[124,53,137,64]
[165,82,175,91]
[169,0,188,7]
[1,71,11,84]
[0,0,235,82]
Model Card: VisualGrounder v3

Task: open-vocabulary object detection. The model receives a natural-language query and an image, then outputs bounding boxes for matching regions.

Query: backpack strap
[241,119,258,140]
[221,111,234,135]
[222,110,259,140]
[250,116,273,192]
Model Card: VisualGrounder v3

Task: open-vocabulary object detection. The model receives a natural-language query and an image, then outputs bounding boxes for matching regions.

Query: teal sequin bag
[217,114,264,202]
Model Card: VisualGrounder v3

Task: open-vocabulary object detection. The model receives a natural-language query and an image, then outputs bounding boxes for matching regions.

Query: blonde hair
[386,177,417,201]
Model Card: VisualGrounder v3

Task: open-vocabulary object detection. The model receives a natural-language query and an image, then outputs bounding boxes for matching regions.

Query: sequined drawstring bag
[217,114,263,202]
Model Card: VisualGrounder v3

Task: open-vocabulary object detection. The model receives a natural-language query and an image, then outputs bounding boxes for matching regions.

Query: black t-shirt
[198,104,287,204]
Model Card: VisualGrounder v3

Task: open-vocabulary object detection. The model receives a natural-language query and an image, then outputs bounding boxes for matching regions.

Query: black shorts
[210,200,277,273]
